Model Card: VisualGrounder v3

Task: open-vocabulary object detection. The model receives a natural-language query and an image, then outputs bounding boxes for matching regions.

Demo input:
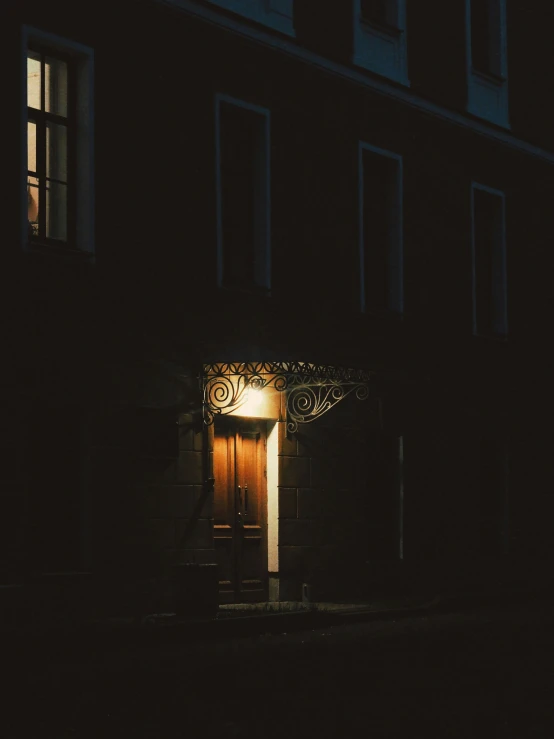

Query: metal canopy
[202,361,373,432]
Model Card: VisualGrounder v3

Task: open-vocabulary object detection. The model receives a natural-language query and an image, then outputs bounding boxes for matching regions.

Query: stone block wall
[89,408,215,616]
[400,412,554,596]
[277,397,386,602]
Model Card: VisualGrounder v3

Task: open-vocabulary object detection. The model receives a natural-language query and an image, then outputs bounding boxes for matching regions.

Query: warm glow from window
[27,50,69,242]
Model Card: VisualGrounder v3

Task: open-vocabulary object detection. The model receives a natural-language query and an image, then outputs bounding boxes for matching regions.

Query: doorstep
[0,594,438,649]
[2,587,552,657]
[215,596,434,618]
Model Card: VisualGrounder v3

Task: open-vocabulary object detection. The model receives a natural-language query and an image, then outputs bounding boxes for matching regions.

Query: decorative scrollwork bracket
[202,362,373,432]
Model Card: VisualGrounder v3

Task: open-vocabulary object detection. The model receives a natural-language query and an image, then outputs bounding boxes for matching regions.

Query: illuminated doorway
[213,416,270,603]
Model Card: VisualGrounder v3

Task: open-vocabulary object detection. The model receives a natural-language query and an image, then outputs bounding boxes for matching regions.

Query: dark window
[365,434,401,560]
[472,187,506,337]
[361,149,399,313]
[29,406,83,572]
[477,439,507,557]
[0,407,25,580]
[470,0,501,76]
[27,48,74,245]
[360,0,389,25]
[219,101,269,290]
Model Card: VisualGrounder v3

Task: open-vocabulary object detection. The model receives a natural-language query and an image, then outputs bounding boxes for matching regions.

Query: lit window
[24,28,94,255]
[27,49,71,243]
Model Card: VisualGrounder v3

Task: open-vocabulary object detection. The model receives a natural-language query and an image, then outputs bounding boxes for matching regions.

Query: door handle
[237,485,244,528]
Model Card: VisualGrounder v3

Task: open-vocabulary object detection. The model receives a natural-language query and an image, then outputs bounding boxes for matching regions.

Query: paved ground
[5,599,554,738]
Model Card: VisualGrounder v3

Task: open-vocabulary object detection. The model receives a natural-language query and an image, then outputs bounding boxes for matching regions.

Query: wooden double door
[213,418,268,603]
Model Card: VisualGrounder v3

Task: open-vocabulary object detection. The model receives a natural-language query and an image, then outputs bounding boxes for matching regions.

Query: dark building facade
[2,0,554,621]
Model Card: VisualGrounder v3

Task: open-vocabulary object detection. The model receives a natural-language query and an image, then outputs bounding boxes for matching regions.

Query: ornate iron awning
[202,361,374,432]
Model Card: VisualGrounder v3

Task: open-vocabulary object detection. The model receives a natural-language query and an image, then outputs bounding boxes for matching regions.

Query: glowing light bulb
[241,387,263,417]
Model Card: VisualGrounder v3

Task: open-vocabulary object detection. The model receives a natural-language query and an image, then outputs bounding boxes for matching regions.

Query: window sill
[472,332,508,343]
[467,68,509,129]
[353,19,409,87]
[359,17,402,36]
[24,240,94,263]
[203,0,295,37]
[363,308,404,320]
[219,283,271,298]
[471,67,507,86]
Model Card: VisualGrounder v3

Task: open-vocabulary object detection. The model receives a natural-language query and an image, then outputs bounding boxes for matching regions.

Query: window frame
[26,45,75,246]
[214,93,271,293]
[204,0,295,36]
[358,141,404,315]
[27,403,90,573]
[465,0,509,128]
[353,0,409,86]
[21,26,94,257]
[477,437,510,558]
[360,0,397,29]
[470,182,508,339]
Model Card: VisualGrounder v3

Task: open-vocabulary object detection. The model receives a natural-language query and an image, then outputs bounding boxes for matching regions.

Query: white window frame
[215,93,271,292]
[353,0,409,86]
[21,26,94,257]
[204,0,295,36]
[465,0,509,128]
[358,141,403,315]
[470,182,508,338]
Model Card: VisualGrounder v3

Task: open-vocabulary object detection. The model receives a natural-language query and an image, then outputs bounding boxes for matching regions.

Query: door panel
[213,427,235,601]
[214,418,268,603]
